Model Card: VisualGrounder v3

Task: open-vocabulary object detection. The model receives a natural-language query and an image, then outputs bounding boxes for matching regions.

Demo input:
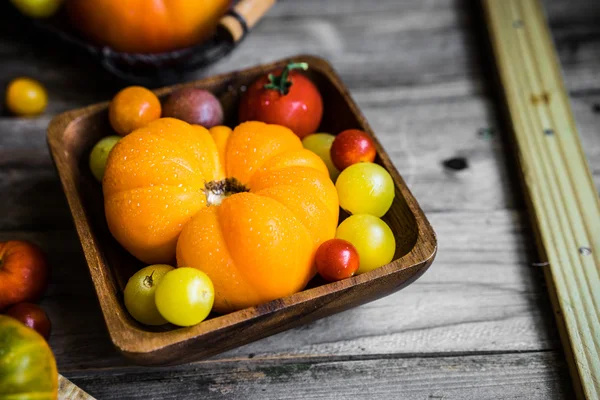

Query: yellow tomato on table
[5,78,48,116]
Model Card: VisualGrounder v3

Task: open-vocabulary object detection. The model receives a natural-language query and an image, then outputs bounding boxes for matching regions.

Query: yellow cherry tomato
[336,214,396,274]
[155,268,214,327]
[10,0,63,18]
[6,78,48,116]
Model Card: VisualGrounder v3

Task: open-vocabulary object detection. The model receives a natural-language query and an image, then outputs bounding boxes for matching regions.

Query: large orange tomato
[0,315,58,400]
[103,119,338,312]
[66,0,230,53]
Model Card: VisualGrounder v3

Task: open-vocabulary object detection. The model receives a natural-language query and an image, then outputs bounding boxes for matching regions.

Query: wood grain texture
[483,1,600,398]
[0,1,598,111]
[58,375,95,400]
[0,209,558,372]
[0,0,598,397]
[1,95,598,232]
[63,352,570,400]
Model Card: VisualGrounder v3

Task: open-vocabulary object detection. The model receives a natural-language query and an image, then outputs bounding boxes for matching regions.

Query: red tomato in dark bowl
[238,62,323,139]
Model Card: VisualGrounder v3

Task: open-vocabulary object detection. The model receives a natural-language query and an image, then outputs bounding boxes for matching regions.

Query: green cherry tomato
[336,214,396,274]
[89,135,120,182]
[336,162,395,217]
[124,264,174,326]
[10,0,63,18]
[302,133,340,181]
[155,268,215,327]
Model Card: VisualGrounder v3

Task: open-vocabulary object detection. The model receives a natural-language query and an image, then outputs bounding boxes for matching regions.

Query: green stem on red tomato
[264,62,308,95]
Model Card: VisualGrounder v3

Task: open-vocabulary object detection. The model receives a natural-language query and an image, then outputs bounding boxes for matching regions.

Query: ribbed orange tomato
[0,315,58,400]
[66,0,230,53]
[103,119,338,311]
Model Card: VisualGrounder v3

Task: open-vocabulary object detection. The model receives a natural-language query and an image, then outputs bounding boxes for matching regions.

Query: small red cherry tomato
[5,302,52,340]
[315,239,360,282]
[238,62,323,139]
[330,129,376,171]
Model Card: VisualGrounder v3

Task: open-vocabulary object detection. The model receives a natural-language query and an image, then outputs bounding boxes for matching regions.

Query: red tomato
[5,303,52,340]
[330,129,376,171]
[0,241,49,310]
[238,62,323,139]
[315,239,360,282]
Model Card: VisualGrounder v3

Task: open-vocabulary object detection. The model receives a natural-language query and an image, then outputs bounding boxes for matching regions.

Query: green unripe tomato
[89,135,120,182]
[302,133,340,181]
[124,265,174,326]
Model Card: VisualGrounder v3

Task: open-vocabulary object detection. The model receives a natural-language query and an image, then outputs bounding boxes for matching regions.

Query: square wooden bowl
[47,55,437,366]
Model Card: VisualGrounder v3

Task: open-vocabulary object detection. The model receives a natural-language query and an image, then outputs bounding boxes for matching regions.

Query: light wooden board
[58,375,95,400]
[483,0,600,398]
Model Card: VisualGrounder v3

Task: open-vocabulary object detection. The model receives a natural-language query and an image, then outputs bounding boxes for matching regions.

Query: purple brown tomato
[162,88,224,128]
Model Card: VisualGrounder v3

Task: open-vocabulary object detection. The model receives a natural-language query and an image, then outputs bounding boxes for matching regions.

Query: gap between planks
[483,0,600,398]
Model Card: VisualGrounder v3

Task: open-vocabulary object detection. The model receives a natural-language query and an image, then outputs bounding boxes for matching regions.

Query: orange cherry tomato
[5,78,48,116]
[108,86,161,136]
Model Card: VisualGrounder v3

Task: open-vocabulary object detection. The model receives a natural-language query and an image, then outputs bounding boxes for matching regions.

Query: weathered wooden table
[1,1,599,398]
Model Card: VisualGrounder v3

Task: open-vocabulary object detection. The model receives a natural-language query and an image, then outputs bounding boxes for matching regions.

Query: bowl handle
[220,0,277,43]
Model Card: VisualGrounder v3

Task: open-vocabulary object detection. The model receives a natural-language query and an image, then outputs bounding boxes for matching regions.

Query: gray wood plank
[1,93,597,230]
[1,208,560,371]
[63,352,571,400]
[0,0,597,115]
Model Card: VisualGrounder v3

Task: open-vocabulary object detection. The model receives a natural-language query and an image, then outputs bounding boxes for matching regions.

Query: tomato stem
[264,62,308,95]
[204,178,248,206]
[143,271,155,288]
